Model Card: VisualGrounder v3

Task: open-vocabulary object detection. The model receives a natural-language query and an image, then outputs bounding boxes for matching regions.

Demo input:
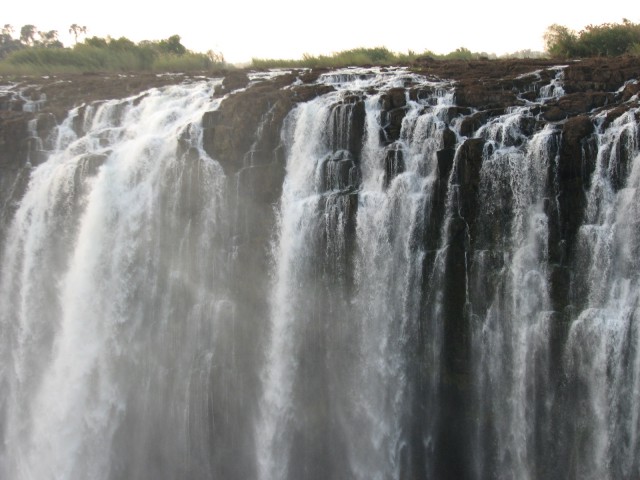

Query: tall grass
[251,47,424,69]
[250,46,506,69]
[0,43,226,75]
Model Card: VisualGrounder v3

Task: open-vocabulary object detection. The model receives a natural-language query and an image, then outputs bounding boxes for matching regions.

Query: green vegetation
[250,46,501,69]
[545,19,640,58]
[0,24,227,74]
[9,18,638,74]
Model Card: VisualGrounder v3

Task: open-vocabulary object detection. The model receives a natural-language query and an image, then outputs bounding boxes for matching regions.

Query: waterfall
[563,108,640,480]
[1,67,639,480]
[0,81,233,480]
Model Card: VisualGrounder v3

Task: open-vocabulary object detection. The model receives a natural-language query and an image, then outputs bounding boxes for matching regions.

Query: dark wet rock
[202,87,292,174]
[542,91,614,120]
[562,57,640,94]
[520,90,539,102]
[35,112,58,150]
[620,81,640,102]
[455,138,485,191]
[437,148,455,180]
[201,110,222,129]
[454,138,485,247]
[558,115,595,183]
[203,81,337,175]
[0,92,26,112]
[440,106,472,124]
[379,87,407,110]
[601,105,635,129]
[0,111,31,168]
[328,98,366,160]
[383,143,405,188]
[322,150,361,192]
[458,109,505,137]
[442,125,457,149]
[238,157,287,205]
[556,115,596,264]
[380,106,408,144]
[454,82,519,110]
[409,86,437,102]
[220,71,250,93]
[542,106,567,122]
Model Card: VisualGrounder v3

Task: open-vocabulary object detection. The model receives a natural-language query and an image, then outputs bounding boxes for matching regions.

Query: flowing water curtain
[564,107,640,480]
[0,81,234,480]
[256,69,464,480]
[470,115,558,479]
[256,95,337,480]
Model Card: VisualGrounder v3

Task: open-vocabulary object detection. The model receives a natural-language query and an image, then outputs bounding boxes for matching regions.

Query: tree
[69,24,87,44]
[157,35,187,55]
[38,30,63,48]
[578,21,640,56]
[207,49,225,63]
[0,24,23,59]
[0,24,17,58]
[84,36,108,48]
[19,24,37,46]
[544,24,578,57]
[1,24,13,44]
[545,20,640,57]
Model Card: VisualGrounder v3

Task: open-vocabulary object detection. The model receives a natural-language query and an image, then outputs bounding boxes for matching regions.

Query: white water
[472,114,556,479]
[256,70,455,479]
[0,81,229,480]
[1,69,639,480]
[565,108,640,480]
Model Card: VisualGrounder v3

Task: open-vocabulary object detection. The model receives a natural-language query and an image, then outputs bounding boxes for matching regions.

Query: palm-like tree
[39,30,62,48]
[19,24,37,46]
[69,24,87,44]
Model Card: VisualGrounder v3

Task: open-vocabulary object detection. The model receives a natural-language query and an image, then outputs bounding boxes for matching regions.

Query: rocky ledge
[2,58,639,168]
[1,58,639,240]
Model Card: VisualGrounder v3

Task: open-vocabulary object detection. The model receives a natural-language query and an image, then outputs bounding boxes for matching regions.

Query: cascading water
[1,65,639,480]
[562,108,640,480]
[469,106,558,479]
[0,81,236,480]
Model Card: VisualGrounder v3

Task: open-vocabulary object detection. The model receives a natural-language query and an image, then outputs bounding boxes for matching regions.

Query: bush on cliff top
[545,19,640,57]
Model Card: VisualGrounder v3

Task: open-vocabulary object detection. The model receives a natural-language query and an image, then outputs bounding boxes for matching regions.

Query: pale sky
[3,0,638,64]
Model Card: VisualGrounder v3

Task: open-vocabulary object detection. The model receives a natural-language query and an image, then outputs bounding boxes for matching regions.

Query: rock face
[1,57,639,480]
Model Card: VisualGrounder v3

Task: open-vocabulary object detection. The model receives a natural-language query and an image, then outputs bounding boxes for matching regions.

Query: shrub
[545,19,640,58]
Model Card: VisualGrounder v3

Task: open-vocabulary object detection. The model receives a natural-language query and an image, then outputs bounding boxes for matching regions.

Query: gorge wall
[1,58,639,480]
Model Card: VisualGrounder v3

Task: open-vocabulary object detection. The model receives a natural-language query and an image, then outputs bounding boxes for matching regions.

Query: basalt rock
[454,137,485,245]
[379,87,407,110]
[202,80,336,175]
[556,115,596,262]
[458,108,505,137]
[0,111,31,168]
[328,97,366,161]
[380,106,408,144]
[383,142,405,188]
[562,57,640,94]
[542,91,615,121]
[454,82,519,110]
[322,150,361,192]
